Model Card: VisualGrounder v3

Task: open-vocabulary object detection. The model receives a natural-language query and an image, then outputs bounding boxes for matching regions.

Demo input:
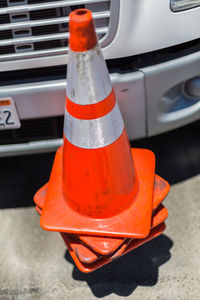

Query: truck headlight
[171,0,200,12]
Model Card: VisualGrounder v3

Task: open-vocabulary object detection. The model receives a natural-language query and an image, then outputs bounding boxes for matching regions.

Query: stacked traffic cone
[34,9,170,273]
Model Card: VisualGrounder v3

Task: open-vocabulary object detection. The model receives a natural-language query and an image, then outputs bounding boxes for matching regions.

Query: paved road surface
[0,122,200,299]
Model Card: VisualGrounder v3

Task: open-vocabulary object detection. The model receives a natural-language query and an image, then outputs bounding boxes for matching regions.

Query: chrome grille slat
[0,47,69,61]
[0,0,108,14]
[0,11,110,31]
[0,27,108,46]
[0,0,119,67]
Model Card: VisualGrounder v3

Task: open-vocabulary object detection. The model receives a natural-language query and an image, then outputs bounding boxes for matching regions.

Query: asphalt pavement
[0,121,200,299]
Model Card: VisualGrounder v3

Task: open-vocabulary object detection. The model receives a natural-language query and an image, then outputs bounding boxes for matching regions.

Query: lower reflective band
[64,103,124,149]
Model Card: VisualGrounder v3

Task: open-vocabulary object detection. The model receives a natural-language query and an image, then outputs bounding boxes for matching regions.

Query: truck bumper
[0,49,200,156]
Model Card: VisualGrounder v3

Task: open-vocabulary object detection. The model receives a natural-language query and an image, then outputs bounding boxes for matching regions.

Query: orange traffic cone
[34,8,169,273]
[40,9,155,238]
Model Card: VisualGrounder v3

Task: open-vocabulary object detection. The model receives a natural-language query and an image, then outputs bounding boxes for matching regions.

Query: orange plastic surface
[35,202,166,272]
[66,90,116,120]
[34,164,169,254]
[63,204,168,266]
[153,175,170,212]
[35,203,168,266]
[123,223,166,255]
[110,204,168,260]
[34,175,169,217]
[65,223,166,273]
[34,183,48,209]
[40,146,155,238]
[34,178,168,270]
[78,174,169,254]
[69,9,97,52]
[61,233,101,264]
[63,130,137,219]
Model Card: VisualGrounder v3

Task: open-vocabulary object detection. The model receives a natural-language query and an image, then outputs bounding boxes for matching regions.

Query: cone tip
[69,9,97,52]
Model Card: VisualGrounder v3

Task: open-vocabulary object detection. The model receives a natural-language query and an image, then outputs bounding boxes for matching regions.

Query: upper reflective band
[67,44,112,105]
[64,103,124,149]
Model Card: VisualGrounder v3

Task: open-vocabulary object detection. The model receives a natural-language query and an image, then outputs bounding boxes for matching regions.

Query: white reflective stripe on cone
[67,44,112,105]
[64,103,124,149]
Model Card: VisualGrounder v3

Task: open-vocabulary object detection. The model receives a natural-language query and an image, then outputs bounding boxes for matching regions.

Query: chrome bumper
[0,139,63,157]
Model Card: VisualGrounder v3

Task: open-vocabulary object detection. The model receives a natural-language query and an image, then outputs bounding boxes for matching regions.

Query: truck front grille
[0,116,63,145]
[0,0,112,61]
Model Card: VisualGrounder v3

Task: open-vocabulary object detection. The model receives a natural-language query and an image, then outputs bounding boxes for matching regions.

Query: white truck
[0,0,200,156]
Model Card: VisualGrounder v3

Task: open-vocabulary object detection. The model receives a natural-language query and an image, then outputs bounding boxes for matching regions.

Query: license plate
[0,98,21,130]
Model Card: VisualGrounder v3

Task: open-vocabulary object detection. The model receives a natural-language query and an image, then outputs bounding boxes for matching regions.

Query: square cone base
[35,204,168,266]
[34,146,169,273]
[35,203,166,273]
[61,204,167,268]
[63,223,166,273]
[39,147,156,238]
[35,181,168,272]
[34,173,169,256]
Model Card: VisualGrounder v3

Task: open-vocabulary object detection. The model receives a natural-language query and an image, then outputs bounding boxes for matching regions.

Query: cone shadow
[64,234,173,297]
